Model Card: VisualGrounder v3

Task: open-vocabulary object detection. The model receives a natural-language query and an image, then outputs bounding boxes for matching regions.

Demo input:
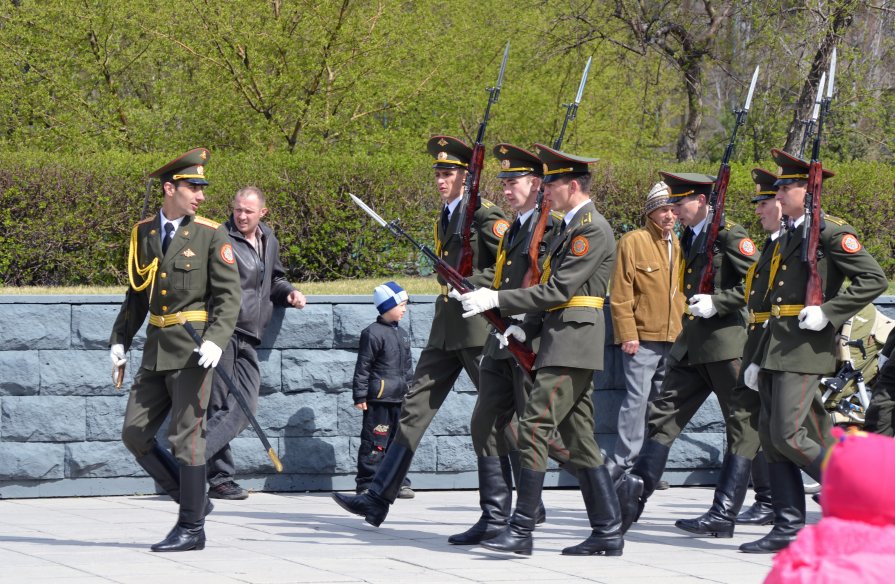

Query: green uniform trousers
[395,346,485,451]
[121,366,213,466]
[517,366,601,472]
[647,356,761,458]
[757,370,832,468]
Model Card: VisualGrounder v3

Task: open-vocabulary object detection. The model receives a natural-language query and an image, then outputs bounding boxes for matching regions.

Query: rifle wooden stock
[457,143,485,277]
[698,164,731,294]
[524,196,551,288]
[803,160,824,306]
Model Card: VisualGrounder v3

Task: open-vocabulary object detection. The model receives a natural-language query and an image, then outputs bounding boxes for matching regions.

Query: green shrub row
[0,150,893,286]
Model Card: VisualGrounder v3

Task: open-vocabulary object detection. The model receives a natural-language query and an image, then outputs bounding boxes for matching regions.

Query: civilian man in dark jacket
[206,186,306,500]
[352,282,414,496]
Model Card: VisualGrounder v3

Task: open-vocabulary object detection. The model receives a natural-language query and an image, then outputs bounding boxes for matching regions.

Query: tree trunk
[676,60,703,162]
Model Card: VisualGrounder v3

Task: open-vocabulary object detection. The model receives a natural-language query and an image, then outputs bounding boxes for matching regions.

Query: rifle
[697,65,760,294]
[350,193,536,376]
[523,57,592,288]
[455,42,509,277]
[797,71,826,159]
[803,48,837,307]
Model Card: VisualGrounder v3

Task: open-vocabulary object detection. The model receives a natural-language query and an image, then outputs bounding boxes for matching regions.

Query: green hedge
[0,151,893,286]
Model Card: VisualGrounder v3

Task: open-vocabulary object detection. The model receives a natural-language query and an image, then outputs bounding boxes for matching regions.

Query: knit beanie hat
[373,281,408,315]
[643,181,672,215]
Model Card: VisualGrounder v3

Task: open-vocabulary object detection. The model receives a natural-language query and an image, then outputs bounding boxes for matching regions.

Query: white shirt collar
[563,199,591,227]
[791,215,805,228]
[444,197,462,218]
[690,215,709,236]
[770,228,784,241]
[158,210,185,233]
[517,208,535,227]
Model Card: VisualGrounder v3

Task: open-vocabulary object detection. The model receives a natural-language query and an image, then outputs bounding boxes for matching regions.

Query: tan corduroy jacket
[610,218,685,344]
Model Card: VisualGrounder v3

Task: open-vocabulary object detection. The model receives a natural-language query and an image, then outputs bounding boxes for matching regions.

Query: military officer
[739,149,887,553]
[332,135,508,527]
[629,172,759,538]
[109,148,241,552]
[460,144,623,557]
[449,143,562,546]
[676,169,782,536]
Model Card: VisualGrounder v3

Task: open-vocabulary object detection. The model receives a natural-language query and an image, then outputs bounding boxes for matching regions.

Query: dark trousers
[122,366,212,466]
[865,360,895,437]
[356,402,410,490]
[205,334,261,486]
[758,370,832,466]
[470,355,528,457]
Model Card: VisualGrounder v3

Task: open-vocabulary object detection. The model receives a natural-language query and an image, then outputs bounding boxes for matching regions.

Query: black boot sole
[674,519,734,538]
[331,492,386,527]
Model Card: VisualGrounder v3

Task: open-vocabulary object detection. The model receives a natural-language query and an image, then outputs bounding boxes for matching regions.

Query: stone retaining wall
[2,295,892,499]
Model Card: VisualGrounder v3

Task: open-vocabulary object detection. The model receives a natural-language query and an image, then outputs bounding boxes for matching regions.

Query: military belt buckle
[770,305,781,318]
[748,310,756,324]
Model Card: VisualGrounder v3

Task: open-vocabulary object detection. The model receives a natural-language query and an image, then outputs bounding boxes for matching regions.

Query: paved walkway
[0,486,814,583]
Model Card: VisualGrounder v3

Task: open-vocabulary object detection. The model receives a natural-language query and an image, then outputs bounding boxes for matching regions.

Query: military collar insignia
[182,248,196,257]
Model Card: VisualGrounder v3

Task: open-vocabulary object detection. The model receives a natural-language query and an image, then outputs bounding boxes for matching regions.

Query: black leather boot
[604,458,643,535]
[676,454,751,538]
[739,461,805,553]
[136,443,214,517]
[151,464,207,552]
[562,466,624,556]
[737,451,773,525]
[803,451,826,483]
[508,449,546,524]
[449,456,513,544]
[630,439,670,521]
[481,468,546,556]
[332,443,414,527]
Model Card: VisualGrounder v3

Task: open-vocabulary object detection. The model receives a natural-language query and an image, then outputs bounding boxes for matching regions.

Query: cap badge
[437,151,448,160]
[182,248,196,258]
[499,146,508,154]
[200,150,207,160]
[196,165,204,176]
[501,159,510,169]
[437,138,448,147]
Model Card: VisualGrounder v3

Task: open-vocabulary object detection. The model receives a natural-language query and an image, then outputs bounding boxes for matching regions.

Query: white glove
[879,354,889,371]
[496,325,526,349]
[110,344,126,385]
[195,340,223,368]
[460,288,500,318]
[688,294,718,318]
[447,285,463,301]
[744,364,760,391]
[798,305,830,331]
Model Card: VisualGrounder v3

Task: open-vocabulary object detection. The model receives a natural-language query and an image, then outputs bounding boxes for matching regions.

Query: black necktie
[559,220,567,234]
[440,206,450,235]
[507,218,522,246]
[162,222,174,255]
[682,227,693,255]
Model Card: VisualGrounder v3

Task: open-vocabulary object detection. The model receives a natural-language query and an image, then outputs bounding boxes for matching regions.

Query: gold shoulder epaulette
[580,212,592,225]
[825,215,846,226]
[193,216,221,229]
[550,211,565,220]
[724,220,736,229]
[480,199,494,209]
[136,216,154,226]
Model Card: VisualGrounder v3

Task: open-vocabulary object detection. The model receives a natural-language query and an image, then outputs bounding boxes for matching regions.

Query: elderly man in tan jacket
[608,182,685,474]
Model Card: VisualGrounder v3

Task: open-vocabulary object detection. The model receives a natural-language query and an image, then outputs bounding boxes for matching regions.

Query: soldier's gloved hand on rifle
[688,294,718,318]
[446,285,463,302]
[460,288,499,318]
[798,305,830,331]
[195,340,223,368]
[110,344,126,384]
[496,325,526,349]
[744,363,761,391]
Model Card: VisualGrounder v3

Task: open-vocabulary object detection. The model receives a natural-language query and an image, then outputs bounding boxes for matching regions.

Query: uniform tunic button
[506,260,512,266]
[687,268,692,273]
[782,265,787,270]
[750,325,755,331]
[505,278,510,283]
[160,272,167,278]
[162,305,168,311]
[686,284,691,290]
[778,281,784,286]
[688,315,695,321]
[186,263,191,268]
[443,252,449,257]
[161,290,167,296]
[750,290,755,295]
[776,297,782,302]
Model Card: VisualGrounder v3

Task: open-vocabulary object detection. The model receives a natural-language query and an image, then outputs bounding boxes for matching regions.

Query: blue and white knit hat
[373,281,408,315]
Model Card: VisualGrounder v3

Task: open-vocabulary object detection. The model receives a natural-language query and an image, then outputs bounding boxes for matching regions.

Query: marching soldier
[676,169,782,536]
[739,149,887,553]
[332,135,508,527]
[109,148,241,551]
[449,144,561,546]
[460,144,623,557]
[629,172,759,537]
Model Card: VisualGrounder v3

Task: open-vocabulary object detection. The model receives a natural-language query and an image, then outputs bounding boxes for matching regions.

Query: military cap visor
[493,143,542,178]
[658,171,716,199]
[533,143,597,183]
[770,148,834,186]
[751,167,778,203]
[150,147,210,185]
[427,135,473,169]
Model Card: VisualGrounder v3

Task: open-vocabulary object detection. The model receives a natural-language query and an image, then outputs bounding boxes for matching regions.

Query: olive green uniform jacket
[498,200,615,371]
[429,199,508,351]
[739,233,778,382]
[109,214,242,370]
[755,215,887,375]
[672,222,755,365]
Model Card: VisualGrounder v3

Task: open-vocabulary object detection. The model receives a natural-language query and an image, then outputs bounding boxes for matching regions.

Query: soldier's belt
[546,296,605,312]
[748,310,770,324]
[148,310,208,328]
[770,304,804,318]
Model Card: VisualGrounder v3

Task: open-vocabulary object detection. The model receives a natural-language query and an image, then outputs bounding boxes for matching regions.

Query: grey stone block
[453,368,476,394]
[72,304,148,350]
[0,304,71,350]
[65,441,143,478]
[333,304,381,349]
[257,349,281,395]
[593,388,625,433]
[683,394,725,433]
[86,396,129,441]
[0,443,65,479]
[255,392,337,437]
[230,435,281,474]
[281,349,356,394]
[408,301,434,348]
[427,391,476,436]
[409,435,437,472]
[667,432,725,469]
[280,436,350,473]
[261,305,333,349]
[0,351,40,396]
[39,350,115,396]
[337,393,364,437]
[436,435,476,472]
[2,396,85,442]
